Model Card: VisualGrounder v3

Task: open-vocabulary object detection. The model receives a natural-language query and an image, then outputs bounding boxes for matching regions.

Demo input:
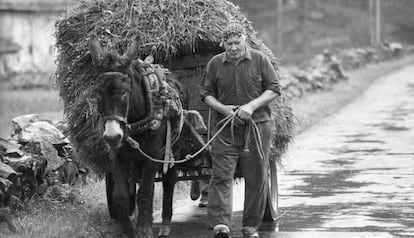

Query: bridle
[99,69,166,135]
[102,115,128,125]
[100,72,131,129]
[99,66,185,167]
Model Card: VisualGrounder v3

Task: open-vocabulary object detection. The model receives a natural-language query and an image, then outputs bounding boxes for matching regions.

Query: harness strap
[126,118,202,165]
[127,69,155,134]
[127,63,182,135]
[163,120,173,174]
[102,115,128,124]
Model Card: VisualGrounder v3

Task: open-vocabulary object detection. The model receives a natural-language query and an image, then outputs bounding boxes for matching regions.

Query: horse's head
[89,35,142,148]
[95,72,131,148]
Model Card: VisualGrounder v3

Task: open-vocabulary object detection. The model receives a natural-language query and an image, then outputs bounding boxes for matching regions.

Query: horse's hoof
[158,231,170,237]
[158,224,170,237]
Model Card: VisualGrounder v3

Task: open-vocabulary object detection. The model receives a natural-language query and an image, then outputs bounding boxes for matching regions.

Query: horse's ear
[88,34,104,66]
[123,36,141,62]
[144,55,154,64]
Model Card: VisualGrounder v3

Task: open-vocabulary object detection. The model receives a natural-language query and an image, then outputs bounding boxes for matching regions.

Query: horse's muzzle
[103,120,124,148]
[103,134,123,148]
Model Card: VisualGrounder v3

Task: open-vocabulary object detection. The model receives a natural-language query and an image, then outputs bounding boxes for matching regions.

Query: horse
[88,35,208,238]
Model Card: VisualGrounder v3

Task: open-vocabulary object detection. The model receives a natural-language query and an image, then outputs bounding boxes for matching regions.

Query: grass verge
[0,176,191,238]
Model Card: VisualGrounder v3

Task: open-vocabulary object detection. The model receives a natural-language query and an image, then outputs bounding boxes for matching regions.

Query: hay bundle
[55,0,294,172]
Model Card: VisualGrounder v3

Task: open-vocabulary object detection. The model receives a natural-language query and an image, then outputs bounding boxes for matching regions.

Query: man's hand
[237,103,255,121]
[224,105,245,127]
[203,96,247,127]
[223,105,238,117]
[235,90,279,121]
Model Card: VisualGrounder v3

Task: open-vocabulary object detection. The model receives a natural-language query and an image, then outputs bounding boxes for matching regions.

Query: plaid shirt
[200,47,280,123]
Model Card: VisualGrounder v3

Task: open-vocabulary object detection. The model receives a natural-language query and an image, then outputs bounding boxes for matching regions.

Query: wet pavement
[277,64,414,237]
[154,64,414,237]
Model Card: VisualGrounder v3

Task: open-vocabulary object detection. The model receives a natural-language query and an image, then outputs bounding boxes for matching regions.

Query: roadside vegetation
[0,177,191,238]
[0,77,191,237]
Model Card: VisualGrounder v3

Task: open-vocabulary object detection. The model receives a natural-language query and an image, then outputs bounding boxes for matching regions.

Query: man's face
[223,34,247,61]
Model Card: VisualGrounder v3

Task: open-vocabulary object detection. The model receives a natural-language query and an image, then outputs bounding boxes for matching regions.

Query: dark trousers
[207,120,273,230]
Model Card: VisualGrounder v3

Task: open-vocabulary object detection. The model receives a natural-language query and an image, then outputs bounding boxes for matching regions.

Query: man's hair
[222,19,246,40]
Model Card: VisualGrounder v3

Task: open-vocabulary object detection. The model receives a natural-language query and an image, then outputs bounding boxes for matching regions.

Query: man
[200,20,280,238]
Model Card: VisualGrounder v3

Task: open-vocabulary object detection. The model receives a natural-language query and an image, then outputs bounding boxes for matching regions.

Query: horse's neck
[127,77,147,122]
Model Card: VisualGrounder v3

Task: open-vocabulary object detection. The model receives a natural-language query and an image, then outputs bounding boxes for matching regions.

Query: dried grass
[55,0,294,172]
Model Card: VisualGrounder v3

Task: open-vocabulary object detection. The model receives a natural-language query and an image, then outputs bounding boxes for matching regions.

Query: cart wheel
[105,172,119,219]
[263,158,278,221]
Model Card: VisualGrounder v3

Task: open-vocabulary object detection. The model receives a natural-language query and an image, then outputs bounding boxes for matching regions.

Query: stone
[11,114,39,131]
[0,138,23,157]
[39,141,64,173]
[13,119,69,145]
[0,162,17,179]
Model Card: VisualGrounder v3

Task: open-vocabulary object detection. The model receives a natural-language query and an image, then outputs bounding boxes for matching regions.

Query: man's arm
[203,95,236,117]
[237,90,279,120]
[238,52,281,120]
[204,95,246,126]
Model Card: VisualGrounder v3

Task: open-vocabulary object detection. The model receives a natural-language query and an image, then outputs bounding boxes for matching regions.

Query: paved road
[154,64,414,237]
[277,64,414,237]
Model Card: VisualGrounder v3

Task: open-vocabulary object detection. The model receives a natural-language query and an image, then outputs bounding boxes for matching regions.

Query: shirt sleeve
[261,54,281,96]
[199,59,217,101]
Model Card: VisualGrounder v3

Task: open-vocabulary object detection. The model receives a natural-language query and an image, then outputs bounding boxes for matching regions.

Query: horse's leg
[112,154,135,238]
[159,166,177,237]
[136,163,156,238]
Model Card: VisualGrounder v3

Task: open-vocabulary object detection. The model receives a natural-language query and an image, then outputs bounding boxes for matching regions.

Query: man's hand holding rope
[236,103,254,121]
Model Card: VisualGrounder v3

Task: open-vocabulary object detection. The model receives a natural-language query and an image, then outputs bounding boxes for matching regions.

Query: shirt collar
[222,47,252,64]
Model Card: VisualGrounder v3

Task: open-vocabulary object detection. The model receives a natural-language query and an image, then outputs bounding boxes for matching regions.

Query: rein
[101,65,264,166]
[184,109,266,161]
[108,105,264,165]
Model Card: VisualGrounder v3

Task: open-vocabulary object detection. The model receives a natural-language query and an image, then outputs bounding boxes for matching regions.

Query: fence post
[375,0,381,44]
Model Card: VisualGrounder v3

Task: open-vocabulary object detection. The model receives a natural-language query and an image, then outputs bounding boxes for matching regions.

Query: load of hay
[55,0,294,173]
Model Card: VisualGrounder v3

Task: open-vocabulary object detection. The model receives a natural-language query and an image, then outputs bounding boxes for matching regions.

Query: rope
[127,110,265,164]
[207,108,211,143]
[126,114,233,164]
[184,114,234,160]
[185,110,265,161]
[126,136,191,164]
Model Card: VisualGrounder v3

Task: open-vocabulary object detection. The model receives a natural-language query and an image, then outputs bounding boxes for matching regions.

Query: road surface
[154,64,414,238]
